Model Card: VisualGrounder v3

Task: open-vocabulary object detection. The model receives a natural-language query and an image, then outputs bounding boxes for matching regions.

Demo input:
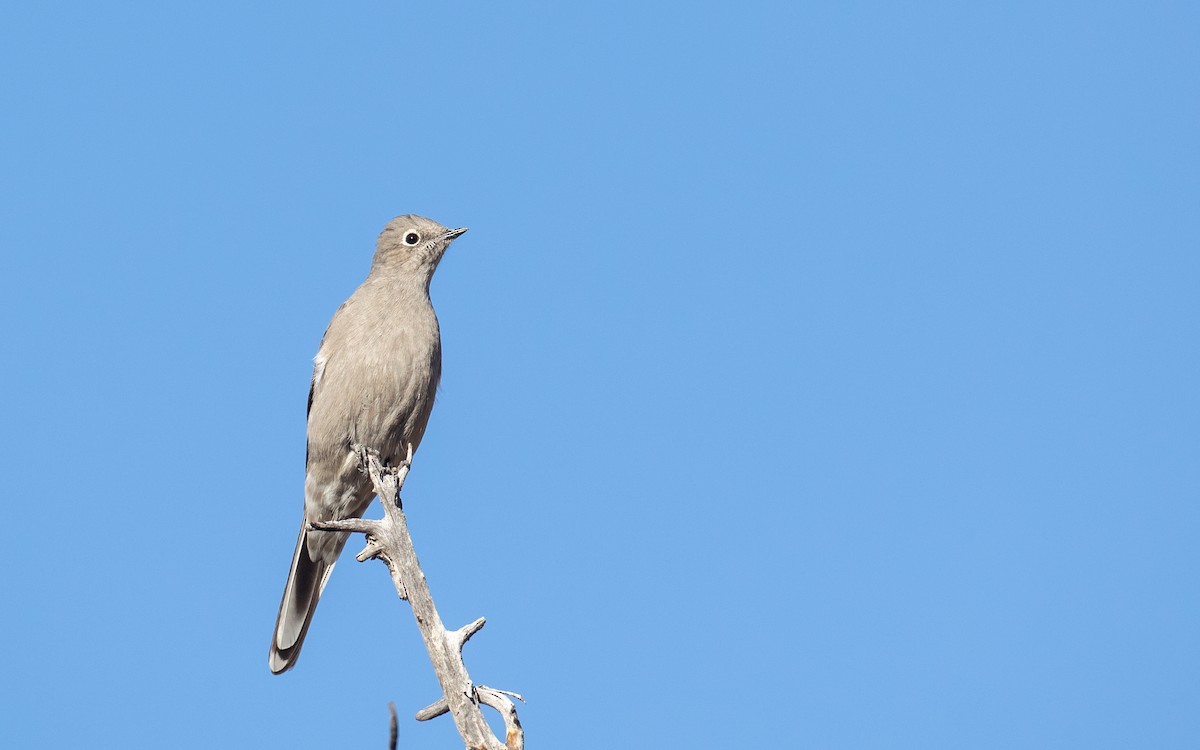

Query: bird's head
[372,215,468,278]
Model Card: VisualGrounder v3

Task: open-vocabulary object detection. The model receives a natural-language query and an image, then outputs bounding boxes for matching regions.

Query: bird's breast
[307,301,442,467]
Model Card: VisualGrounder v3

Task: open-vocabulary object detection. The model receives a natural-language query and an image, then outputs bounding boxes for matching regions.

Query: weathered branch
[308,444,523,750]
[476,687,525,749]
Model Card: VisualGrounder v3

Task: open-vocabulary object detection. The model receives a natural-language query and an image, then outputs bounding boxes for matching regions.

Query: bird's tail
[269,524,335,674]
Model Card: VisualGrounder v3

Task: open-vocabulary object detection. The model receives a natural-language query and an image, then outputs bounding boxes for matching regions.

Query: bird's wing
[308,349,327,420]
[306,300,348,467]
[305,353,324,471]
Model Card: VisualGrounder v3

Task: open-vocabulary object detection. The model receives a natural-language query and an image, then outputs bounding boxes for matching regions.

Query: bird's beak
[443,227,468,241]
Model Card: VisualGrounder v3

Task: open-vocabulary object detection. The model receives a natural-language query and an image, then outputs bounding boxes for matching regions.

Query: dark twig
[388,702,398,750]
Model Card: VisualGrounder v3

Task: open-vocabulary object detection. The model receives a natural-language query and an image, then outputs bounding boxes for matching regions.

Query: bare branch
[476,687,525,750]
[339,445,523,750]
[306,517,381,536]
[354,538,385,564]
[415,697,449,722]
[452,617,487,649]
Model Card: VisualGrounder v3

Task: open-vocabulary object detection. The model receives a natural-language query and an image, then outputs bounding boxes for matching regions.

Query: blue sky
[2,2,1197,747]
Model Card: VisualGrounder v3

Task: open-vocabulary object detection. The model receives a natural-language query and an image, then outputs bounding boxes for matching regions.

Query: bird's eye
[403,232,421,246]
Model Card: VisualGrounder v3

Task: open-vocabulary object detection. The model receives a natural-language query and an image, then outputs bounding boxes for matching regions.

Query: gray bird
[269,215,467,674]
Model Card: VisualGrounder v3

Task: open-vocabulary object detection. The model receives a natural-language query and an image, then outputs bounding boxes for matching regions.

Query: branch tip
[415,697,450,722]
[453,617,487,648]
[478,686,525,703]
[354,538,384,563]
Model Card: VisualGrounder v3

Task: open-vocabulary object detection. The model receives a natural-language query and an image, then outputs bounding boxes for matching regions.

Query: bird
[269,215,467,674]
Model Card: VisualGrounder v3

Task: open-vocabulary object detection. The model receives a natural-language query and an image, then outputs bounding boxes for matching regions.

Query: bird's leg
[395,443,415,509]
[351,442,379,476]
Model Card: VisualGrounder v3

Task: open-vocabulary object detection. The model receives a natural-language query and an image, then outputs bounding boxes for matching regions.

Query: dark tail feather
[269,525,334,674]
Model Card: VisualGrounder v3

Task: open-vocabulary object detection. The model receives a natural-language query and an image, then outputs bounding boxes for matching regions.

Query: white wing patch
[307,349,329,421]
[312,351,328,394]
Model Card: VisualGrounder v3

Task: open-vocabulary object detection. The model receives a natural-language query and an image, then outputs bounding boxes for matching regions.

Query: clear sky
[2,2,1197,748]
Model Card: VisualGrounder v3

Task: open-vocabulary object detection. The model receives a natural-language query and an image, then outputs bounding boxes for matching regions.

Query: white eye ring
[403,231,422,246]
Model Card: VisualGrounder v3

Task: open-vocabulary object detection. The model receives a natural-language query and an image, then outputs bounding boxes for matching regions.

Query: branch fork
[308,445,523,750]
